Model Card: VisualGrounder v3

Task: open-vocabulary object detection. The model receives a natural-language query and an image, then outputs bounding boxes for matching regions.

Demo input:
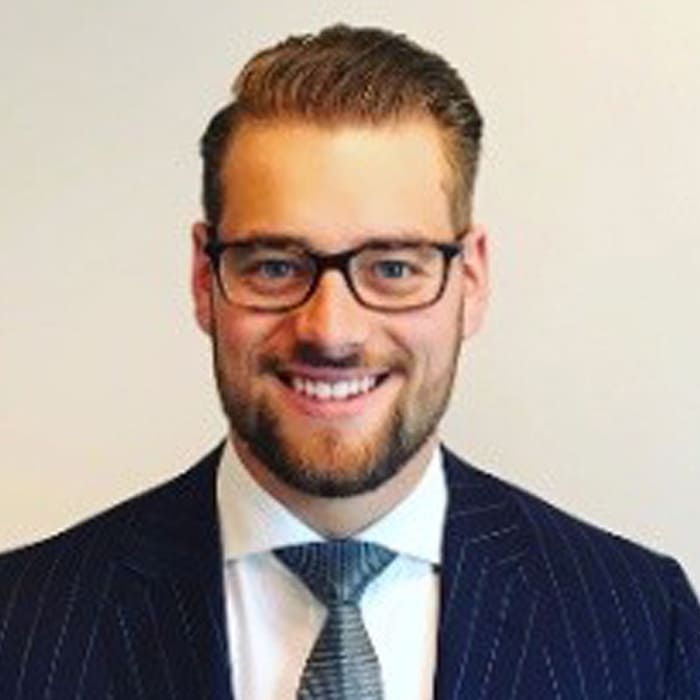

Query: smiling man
[1,24,699,700]
[192,116,485,534]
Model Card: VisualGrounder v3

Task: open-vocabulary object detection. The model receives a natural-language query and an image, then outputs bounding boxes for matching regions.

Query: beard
[223,393,417,497]
[211,318,462,498]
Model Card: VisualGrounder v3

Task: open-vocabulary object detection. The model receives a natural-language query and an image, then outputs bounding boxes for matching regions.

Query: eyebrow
[224,229,438,252]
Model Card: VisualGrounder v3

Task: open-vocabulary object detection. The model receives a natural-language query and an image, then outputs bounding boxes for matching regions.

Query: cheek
[389,309,462,377]
[213,315,256,370]
[214,311,287,370]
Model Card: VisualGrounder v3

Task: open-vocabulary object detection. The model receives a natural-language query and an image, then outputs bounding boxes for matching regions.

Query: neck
[232,435,438,538]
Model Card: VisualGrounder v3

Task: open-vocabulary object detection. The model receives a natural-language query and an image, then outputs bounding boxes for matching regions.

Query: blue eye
[257,260,297,278]
[373,260,412,279]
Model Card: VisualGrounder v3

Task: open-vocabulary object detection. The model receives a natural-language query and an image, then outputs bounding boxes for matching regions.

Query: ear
[191,221,214,336]
[460,224,490,340]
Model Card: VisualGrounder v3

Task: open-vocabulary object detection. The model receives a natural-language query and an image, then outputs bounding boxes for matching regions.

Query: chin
[241,406,434,498]
[271,427,392,496]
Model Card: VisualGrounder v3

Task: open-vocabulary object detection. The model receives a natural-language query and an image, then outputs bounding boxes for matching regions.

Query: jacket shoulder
[443,447,682,579]
[443,447,700,695]
[0,445,222,628]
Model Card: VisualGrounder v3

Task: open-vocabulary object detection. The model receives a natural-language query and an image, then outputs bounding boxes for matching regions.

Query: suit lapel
[106,445,234,700]
[435,449,544,700]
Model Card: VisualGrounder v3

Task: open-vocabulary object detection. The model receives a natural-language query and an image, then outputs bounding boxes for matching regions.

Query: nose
[290,270,371,353]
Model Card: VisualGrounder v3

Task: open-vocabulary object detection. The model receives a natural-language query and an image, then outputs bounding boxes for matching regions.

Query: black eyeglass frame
[203,226,468,313]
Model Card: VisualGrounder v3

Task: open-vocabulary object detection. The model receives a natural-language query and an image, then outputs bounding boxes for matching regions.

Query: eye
[372,260,415,279]
[254,259,299,279]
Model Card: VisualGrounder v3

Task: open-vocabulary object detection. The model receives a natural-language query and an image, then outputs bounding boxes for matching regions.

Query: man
[0,24,698,700]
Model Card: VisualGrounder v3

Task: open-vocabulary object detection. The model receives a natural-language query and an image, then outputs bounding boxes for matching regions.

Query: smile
[279,373,388,401]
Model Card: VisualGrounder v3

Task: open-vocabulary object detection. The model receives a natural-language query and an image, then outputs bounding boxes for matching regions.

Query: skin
[191,117,489,536]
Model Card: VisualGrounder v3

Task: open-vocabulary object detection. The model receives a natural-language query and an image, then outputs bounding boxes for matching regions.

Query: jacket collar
[115,443,226,581]
[116,442,533,601]
[435,446,536,699]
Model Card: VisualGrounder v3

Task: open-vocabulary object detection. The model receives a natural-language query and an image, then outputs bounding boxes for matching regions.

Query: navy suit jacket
[1,445,699,698]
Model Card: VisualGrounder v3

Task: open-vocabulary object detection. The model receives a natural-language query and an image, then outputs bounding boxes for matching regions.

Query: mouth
[276,371,391,402]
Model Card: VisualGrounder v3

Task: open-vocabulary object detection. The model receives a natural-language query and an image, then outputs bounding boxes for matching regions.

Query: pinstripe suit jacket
[1,445,699,699]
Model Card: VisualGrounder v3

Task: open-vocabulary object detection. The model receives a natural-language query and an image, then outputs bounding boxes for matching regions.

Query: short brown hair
[200,24,483,230]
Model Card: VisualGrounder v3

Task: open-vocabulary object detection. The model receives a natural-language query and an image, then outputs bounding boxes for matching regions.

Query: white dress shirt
[217,440,447,700]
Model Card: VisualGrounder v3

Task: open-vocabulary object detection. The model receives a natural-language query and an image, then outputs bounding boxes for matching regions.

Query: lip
[277,364,388,383]
[273,371,395,419]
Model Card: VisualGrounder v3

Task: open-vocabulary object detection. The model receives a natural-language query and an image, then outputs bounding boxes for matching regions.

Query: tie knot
[274,540,396,606]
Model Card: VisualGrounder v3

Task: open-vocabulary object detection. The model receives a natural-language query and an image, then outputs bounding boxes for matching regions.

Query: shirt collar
[217,439,446,566]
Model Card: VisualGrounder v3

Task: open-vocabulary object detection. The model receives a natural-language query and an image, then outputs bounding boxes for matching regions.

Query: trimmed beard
[211,313,462,498]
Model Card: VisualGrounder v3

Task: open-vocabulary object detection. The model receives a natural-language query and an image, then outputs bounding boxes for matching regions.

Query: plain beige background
[1,1,698,588]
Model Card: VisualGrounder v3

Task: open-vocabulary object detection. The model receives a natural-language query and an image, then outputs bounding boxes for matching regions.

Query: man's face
[192,118,488,497]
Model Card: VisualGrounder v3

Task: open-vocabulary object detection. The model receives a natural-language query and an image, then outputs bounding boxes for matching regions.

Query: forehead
[218,117,454,248]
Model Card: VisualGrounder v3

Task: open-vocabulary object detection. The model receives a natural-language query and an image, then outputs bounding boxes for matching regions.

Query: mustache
[260,342,407,373]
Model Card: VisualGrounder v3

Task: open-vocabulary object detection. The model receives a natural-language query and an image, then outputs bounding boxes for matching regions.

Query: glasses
[204,230,467,313]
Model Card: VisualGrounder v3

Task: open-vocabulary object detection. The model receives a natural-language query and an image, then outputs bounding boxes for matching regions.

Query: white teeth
[315,382,332,400]
[331,382,351,400]
[288,375,379,401]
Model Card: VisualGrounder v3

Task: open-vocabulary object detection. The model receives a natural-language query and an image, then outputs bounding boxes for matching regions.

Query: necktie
[274,540,397,699]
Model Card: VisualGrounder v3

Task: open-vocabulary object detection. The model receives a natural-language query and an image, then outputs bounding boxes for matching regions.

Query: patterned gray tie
[274,540,397,699]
